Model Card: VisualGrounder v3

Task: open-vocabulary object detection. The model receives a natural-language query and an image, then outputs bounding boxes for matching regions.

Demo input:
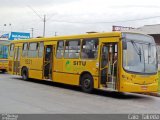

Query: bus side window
[38,42,44,58]
[22,43,28,57]
[10,44,14,57]
[28,43,38,58]
[64,40,80,59]
[81,39,99,59]
[56,41,64,58]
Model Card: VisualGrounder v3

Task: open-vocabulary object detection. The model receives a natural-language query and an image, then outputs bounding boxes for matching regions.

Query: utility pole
[28,6,56,37]
[31,28,34,38]
[43,15,46,37]
[55,32,57,36]
[28,6,47,37]
[9,23,12,32]
[27,6,56,37]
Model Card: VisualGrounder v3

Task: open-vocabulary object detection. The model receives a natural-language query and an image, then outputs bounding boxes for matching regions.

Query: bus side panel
[29,70,43,80]
[21,58,43,80]
[53,72,79,85]
[93,76,99,89]
[52,72,99,88]
[53,57,99,87]
[53,57,79,85]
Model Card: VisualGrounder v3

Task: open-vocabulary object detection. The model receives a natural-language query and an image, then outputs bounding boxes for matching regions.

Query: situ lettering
[73,61,86,66]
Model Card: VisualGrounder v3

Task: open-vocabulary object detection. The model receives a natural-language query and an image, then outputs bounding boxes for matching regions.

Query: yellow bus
[0,39,10,73]
[8,32,158,93]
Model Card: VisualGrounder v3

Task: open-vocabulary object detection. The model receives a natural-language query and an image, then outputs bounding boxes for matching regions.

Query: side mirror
[122,41,127,50]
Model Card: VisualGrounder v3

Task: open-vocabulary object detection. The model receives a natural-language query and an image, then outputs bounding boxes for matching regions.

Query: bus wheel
[22,68,29,80]
[81,74,94,93]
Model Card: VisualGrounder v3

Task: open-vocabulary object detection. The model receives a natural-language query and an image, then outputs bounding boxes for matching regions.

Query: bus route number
[25,59,32,64]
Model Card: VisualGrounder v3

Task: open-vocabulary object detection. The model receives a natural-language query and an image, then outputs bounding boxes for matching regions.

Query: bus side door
[99,37,119,90]
[43,45,54,80]
[13,46,21,75]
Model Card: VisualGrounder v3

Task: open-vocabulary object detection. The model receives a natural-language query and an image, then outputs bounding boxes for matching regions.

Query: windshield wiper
[131,41,142,62]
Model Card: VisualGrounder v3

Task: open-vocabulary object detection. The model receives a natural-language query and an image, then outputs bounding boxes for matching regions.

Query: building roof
[128,24,160,35]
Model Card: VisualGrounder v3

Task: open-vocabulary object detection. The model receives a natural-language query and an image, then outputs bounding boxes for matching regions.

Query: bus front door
[13,47,21,75]
[43,45,53,79]
[100,43,118,90]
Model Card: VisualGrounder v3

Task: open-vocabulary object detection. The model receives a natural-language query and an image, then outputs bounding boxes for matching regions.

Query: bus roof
[10,31,150,43]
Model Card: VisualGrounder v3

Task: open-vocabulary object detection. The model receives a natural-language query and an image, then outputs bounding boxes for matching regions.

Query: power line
[46,13,57,21]
[99,15,160,23]
[27,6,43,21]
[50,15,160,24]
[27,6,46,37]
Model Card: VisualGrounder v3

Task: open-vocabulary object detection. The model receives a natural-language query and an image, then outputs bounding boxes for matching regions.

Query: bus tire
[21,67,29,80]
[81,74,94,93]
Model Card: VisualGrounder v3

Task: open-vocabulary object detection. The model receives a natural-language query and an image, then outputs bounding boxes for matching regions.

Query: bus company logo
[65,60,71,71]
[73,61,86,66]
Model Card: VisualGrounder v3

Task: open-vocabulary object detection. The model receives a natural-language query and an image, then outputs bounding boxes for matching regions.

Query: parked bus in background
[0,39,10,73]
[8,32,158,93]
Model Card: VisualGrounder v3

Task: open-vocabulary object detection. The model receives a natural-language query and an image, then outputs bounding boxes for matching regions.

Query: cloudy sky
[0,0,160,37]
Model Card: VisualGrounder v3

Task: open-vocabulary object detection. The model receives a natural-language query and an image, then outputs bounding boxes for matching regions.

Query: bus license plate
[141,86,147,90]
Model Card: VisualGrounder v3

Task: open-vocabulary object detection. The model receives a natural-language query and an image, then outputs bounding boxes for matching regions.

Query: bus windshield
[123,34,157,74]
[0,41,9,59]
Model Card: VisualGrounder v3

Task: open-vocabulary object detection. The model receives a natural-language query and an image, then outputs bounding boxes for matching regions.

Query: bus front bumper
[120,82,158,93]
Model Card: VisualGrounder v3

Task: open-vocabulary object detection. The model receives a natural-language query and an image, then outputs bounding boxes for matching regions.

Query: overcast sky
[0,0,160,37]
